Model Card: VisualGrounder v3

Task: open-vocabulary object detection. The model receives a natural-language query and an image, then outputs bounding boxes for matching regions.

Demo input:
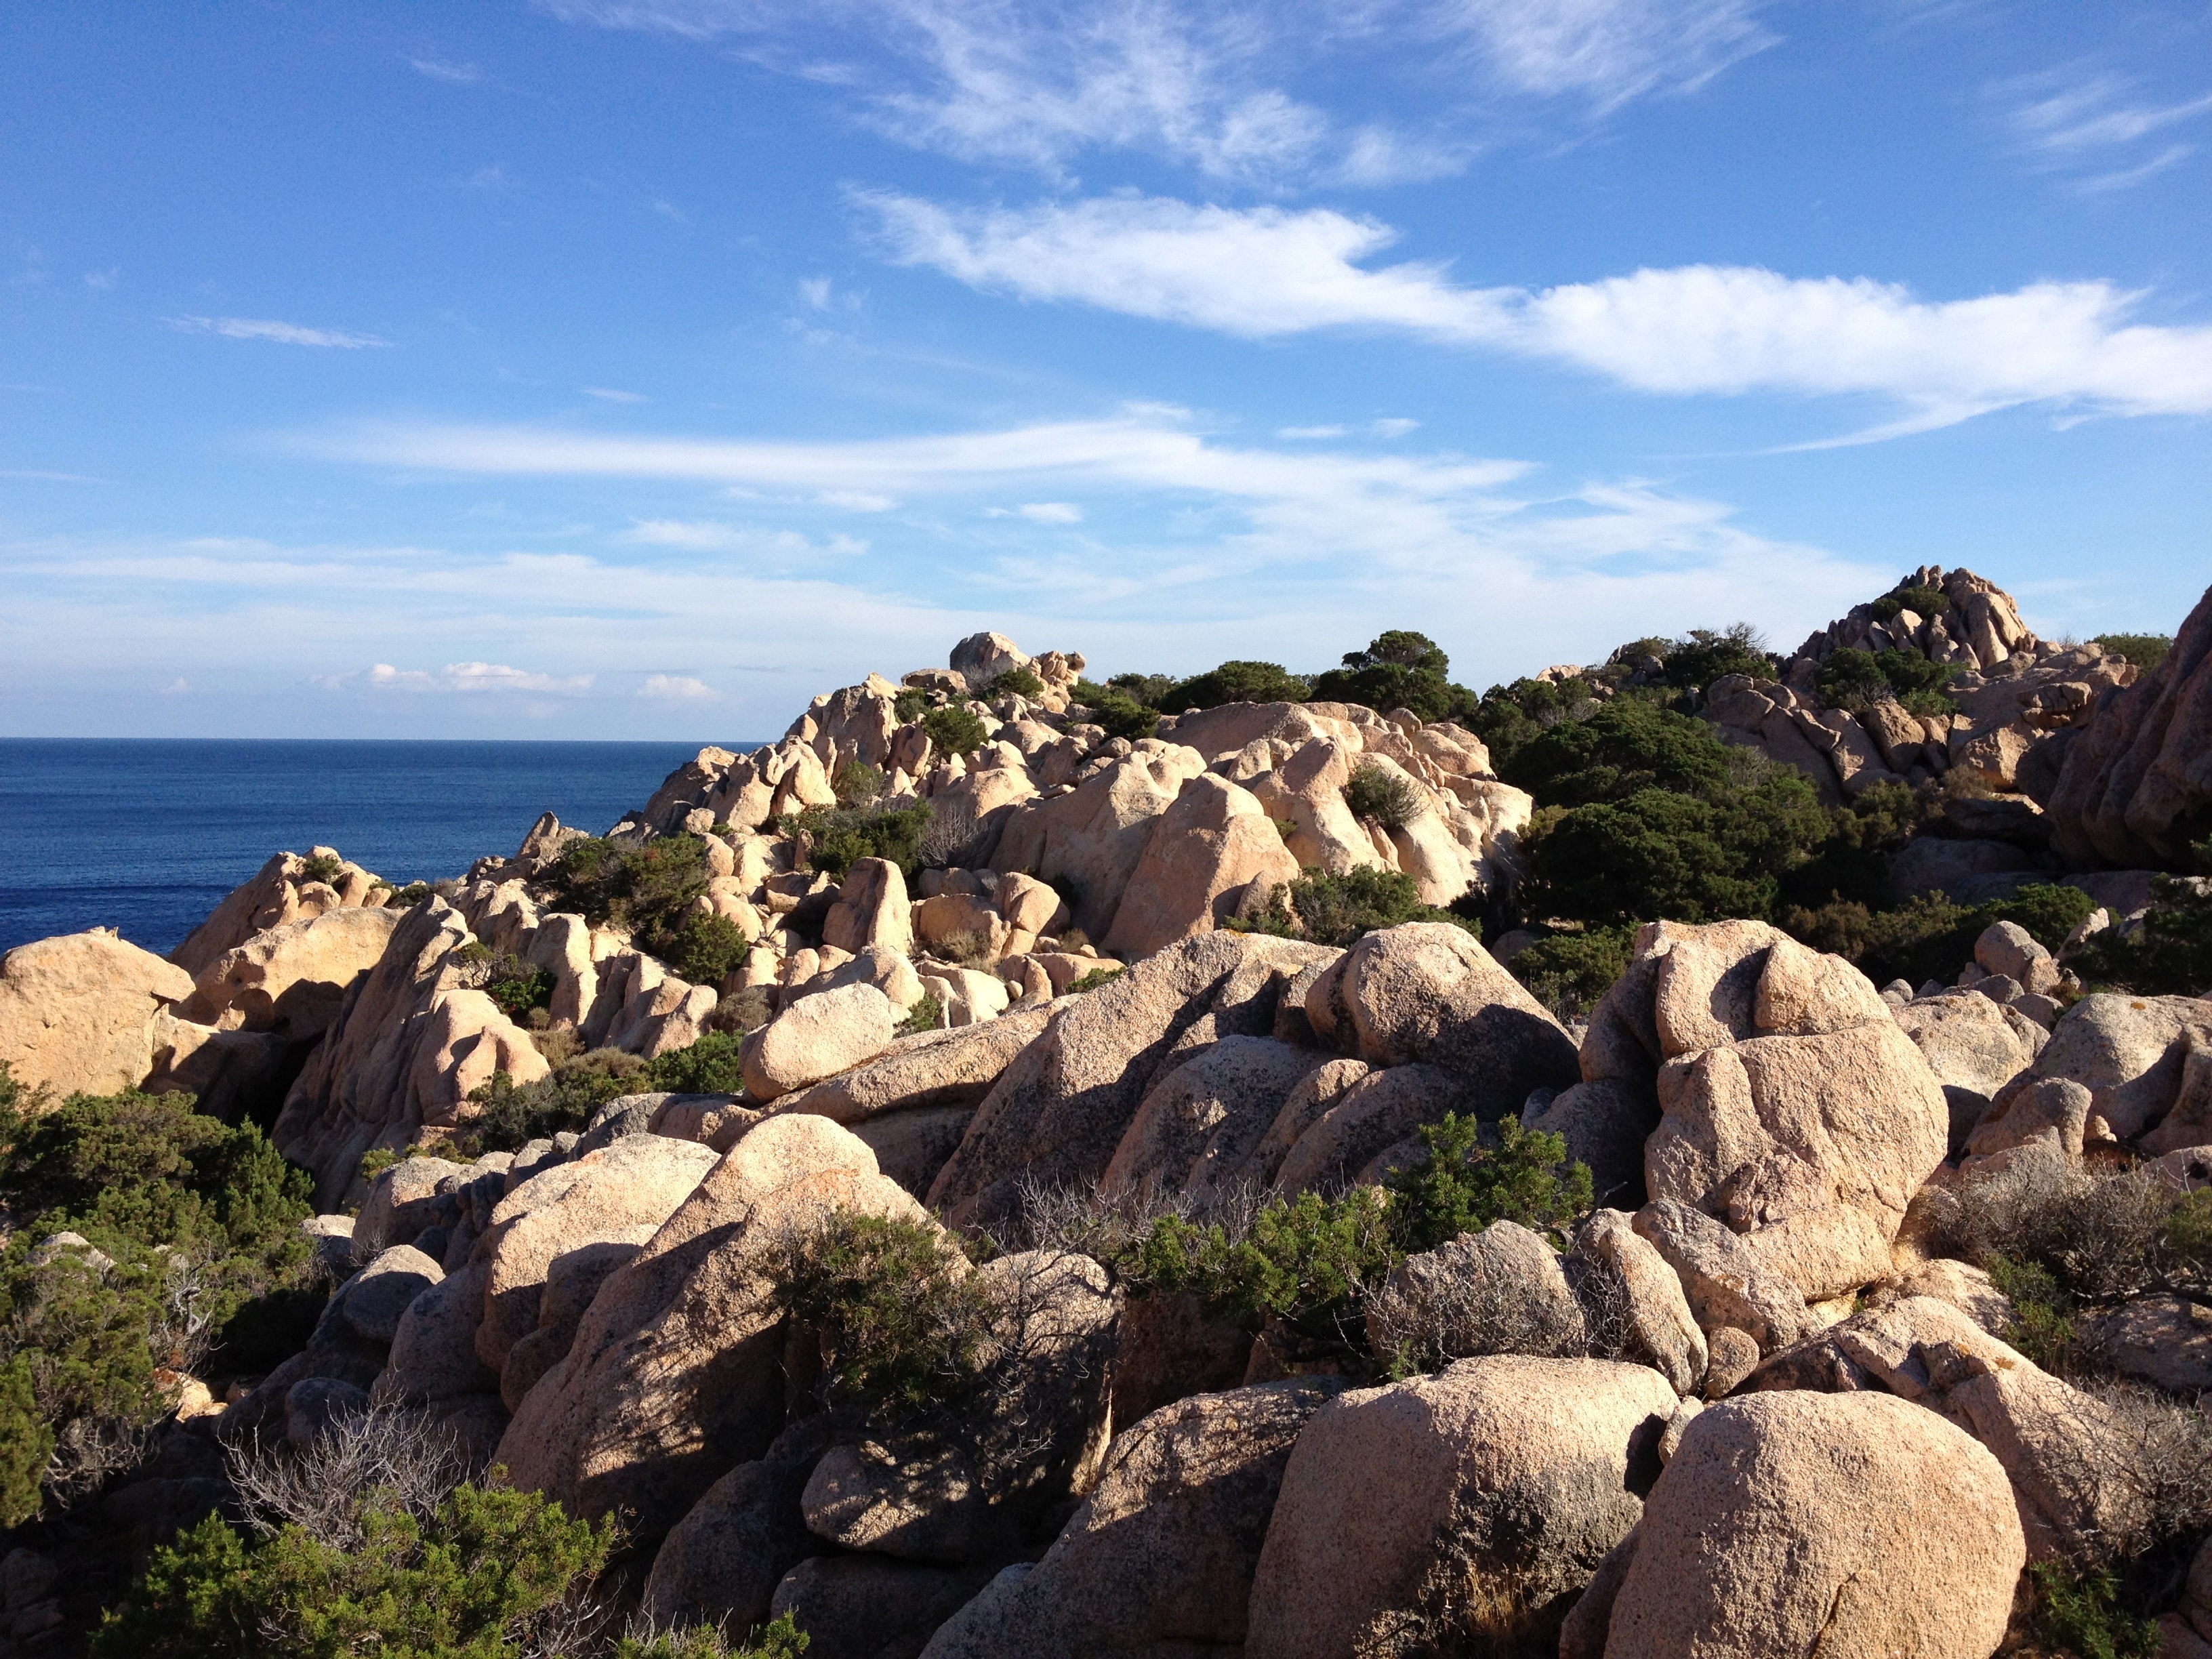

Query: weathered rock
[169,846,381,979]
[1524,1078,1658,1211]
[1099,773,1300,960]
[923,1379,1347,1659]
[1100,1035,1322,1214]
[928,932,1335,1232]
[640,1421,832,1635]
[1892,989,2047,1154]
[823,857,916,958]
[2003,994,2212,1149]
[802,1439,1006,1565]
[1576,1208,1707,1397]
[771,1557,991,1659]
[336,1245,443,1345]
[494,1118,924,1540]
[140,1012,292,1122]
[472,1134,718,1373]
[2081,1294,2212,1393]
[774,1006,1052,1125]
[1596,1390,2022,1658]
[1267,1062,1461,1197]
[356,1155,467,1251]
[285,1376,371,1448]
[375,1258,497,1404]
[1302,923,1579,1114]
[989,745,1210,942]
[2050,583,2212,867]
[742,981,899,1103]
[1632,1199,1814,1353]
[180,904,401,1038]
[1975,920,2062,995]
[501,1238,650,1411]
[1245,1355,1676,1659]
[0,930,194,1098]
[1110,1291,1255,1427]
[1364,1221,1586,1368]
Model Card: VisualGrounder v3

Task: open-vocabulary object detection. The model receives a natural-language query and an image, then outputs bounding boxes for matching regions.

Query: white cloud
[1279,424,1348,439]
[815,489,897,512]
[620,518,872,555]
[167,315,390,349]
[863,192,2212,429]
[1372,417,1420,436]
[349,661,596,695]
[456,163,512,189]
[584,386,649,403]
[1017,501,1082,523]
[410,56,482,83]
[638,672,720,699]
[159,677,190,697]
[799,276,834,310]
[85,268,119,291]
[1434,0,1776,111]
[1999,71,2210,193]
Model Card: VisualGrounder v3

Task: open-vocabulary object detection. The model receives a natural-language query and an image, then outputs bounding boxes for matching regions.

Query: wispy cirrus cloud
[409,56,482,83]
[1433,0,1776,111]
[2000,70,2211,191]
[335,661,596,695]
[167,315,390,348]
[860,191,2212,433]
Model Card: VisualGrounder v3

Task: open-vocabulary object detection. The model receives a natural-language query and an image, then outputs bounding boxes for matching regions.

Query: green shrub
[2074,866,2212,996]
[1521,777,1832,930]
[1501,699,1742,808]
[893,688,930,724]
[644,1031,749,1095]
[1785,883,2098,990]
[1112,1188,1396,1361]
[768,1212,998,1425]
[1340,764,1422,831]
[1661,623,1774,691]
[979,668,1045,701]
[1071,678,1162,741]
[894,992,945,1035]
[1065,966,1124,994]
[295,853,344,887]
[785,803,935,881]
[2023,1563,2160,1659]
[387,881,433,908]
[459,1049,649,1155]
[0,1086,316,1523]
[1509,926,1633,1019]
[1870,585,1948,623]
[1384,1114,1593,1256]
[1239,867,1441,947]
[1465,674,1604,775]
[468,951,553,1019]
[539,834,715,962]
[1156,660,1310,712]
[1985,1253,2077,1374]
[1101,672,1177,708]
[2094,634,2172,674]
[94,1483,618,1659]
[615,1615,811,1659]
[831,760,884,807]
[1309,630,1477,723]
[1814,647,1960,716]
[922,705,989,760]
[668,911,753,987]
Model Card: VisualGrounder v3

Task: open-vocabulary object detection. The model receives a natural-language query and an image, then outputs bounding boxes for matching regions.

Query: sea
[0,739,755,957]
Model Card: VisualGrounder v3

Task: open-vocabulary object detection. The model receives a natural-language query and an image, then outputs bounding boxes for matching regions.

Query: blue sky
[3,0,2207,739]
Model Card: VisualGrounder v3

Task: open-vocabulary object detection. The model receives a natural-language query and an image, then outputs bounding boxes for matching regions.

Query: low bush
[2021,1562,2160,1659]
[386,881,434,908]
[1815,646,1961,717]
[1660,623,1775,691]
[1870,584,1948,623]
[894,992,945,1036]
[295,853,345,887]
[2074,860,2212,996]
[1941,1158,2212,1319]
[668,911,752,987]
[785,804,934,881]
[1065,966,1124,994]
[1071,680,1160,742]
[1785,883,2099,990]
[94,1407,621,1659]
[540,835,715,962]
[922,704,989,760]
[893,688,930,725]
[1155,660,1310,712]
[644,1031,749,1095]
[1309,630,1478,724]
[1383,1114,1593,1256]
[1241,867,1470,949]
[458,1049,649,1155]
[1465,674,1605,775]
[979,668,1045,701]
[2094,634,2173,674]
[0,1076,317,1525]
[768,1212,998,1425]
[1340,764,1422,831]
[830,760,883,807]
[454,943,555,1020]
[1509,926,1633,1021]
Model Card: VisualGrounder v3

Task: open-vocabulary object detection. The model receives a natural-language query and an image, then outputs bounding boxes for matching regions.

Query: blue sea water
[0,739,751,957]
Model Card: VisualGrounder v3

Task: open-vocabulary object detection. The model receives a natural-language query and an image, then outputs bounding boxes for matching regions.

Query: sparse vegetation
[1815,645,1962,718]
[0,1073,317,1526]
[2074,853,2212,995]
[667,910,753,987]
[455,943,556,1020]
[1384,1114,1593,1256]
[1340,763,1422,832]
[295,853,345,887]
[457,1048,650,1155]
[1065,966,1124,994]
[1072,679,1160,742]
[922,704,989,760]
[1509,926,1633,1021]
[894,991,945,1035]
[784,803,934,881]
[1237,866,1473,949]
[830,759,884,807]
[1659,623,1775,691]
[1785,882,2097,990]
[642,1031,749,1095]
[979,668,1045,701]
[1154,660,1311,713]
[2093,634,2173,675]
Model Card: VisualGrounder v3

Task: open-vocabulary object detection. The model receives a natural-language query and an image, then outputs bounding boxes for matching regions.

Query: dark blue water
[0,740,754,956]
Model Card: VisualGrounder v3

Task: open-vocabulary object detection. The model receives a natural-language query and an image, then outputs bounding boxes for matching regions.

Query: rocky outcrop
[1585,1390,2022,1657]
[0,930,195,1098]
[178,903,400,1040]
[2049,582,2212,867]
[1971,992,2212,1160]
[168,846,388,979]
[1246,1355,1676,1658]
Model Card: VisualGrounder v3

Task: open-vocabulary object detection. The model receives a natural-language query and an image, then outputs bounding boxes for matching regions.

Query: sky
[2,0,2208,741]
